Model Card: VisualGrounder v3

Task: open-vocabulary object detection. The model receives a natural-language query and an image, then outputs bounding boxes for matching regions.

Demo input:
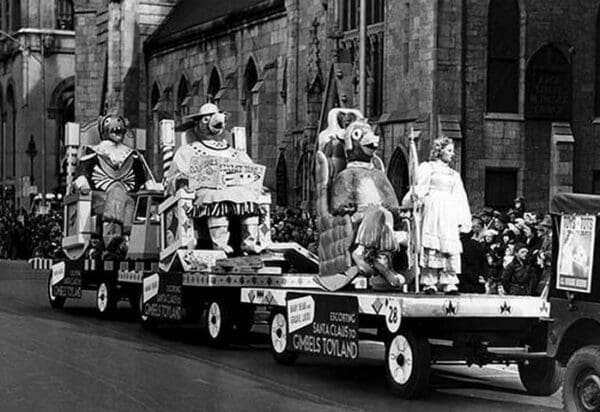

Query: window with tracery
[57,0,74,30]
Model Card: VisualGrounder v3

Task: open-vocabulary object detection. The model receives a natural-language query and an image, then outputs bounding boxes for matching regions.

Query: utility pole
[358,0,367,114]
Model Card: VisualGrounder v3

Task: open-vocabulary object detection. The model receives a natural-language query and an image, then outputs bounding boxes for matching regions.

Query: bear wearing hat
[165,103,264,254]
[72,113,156,256]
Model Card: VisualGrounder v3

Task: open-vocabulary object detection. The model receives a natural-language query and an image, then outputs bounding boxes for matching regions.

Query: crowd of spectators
[460,197,552,296]
[270,206,319,254]
[0,202,63,260]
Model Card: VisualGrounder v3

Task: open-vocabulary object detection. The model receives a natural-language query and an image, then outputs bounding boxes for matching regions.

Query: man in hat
[513,196,525,217]
[165,102,265,255]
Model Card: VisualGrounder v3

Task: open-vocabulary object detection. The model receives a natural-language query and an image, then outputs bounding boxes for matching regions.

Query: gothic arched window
[56,0,73,30]
[207,68,221,103]
[487,0,520,113]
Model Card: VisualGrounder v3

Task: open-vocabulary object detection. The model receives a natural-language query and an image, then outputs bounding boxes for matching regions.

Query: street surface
[0,260,562,411]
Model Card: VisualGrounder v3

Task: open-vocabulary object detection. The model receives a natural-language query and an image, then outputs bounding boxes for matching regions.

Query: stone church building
[77,0,600,211]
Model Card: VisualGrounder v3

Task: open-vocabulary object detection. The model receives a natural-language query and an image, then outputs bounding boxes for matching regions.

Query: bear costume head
[185,103,228,141]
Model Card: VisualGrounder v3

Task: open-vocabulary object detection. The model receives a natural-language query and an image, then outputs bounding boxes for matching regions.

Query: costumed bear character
[331,119,406,288]
[165,103,264,255]
[72,114,157,255]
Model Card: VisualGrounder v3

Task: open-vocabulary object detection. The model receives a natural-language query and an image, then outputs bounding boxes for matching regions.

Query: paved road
[0,260,562,411]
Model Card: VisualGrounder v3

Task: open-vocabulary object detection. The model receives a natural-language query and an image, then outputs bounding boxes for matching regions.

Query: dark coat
[460,234,487,293]
[501,257,532,295]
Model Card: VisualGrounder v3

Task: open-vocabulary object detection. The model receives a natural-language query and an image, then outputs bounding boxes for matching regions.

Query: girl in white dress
[415,137,472,293]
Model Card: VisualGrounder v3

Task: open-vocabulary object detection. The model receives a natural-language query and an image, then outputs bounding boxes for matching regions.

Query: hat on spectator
[484,229,499,238]
[495,213,509,224]
[535,214,553,230]
[481,207,494,217]
[507,208,520,217]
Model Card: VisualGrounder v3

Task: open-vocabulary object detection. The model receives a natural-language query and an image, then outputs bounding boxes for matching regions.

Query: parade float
[34,106,568,400]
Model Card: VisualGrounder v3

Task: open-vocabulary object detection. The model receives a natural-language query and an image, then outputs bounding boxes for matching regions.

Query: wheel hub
[579,374,600,411]
[271,314,287,354]
[388,335,413,385]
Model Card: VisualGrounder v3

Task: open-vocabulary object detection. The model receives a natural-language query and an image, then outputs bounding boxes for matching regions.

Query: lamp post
[26,135,37,183]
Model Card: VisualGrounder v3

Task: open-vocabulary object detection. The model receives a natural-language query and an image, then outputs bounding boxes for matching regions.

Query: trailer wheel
[205,301,232,347]
[47,272,66,309]
[96,282,117,316]
[564,345,600,412]
[385,331,430,399]
[518,358,563,396]
[269,311,298,365]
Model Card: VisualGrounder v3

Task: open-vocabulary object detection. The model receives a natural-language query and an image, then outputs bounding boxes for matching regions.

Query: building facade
[73,0,176,173]
[82,0,599,212]
[0,0,75,204]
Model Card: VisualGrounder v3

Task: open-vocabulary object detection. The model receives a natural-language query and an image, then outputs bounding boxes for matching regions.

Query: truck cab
[545,193,600,410]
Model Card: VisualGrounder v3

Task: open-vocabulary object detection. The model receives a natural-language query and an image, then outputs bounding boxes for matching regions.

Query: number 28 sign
[385,298,402,333]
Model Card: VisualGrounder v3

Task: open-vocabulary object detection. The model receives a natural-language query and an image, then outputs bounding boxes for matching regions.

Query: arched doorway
[524,44,571,209]
[387,146,409,203]
[243,58,258,158]
[52,77,75,193]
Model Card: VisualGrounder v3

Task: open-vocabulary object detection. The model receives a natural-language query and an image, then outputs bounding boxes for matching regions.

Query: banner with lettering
[286,293,359,360]
[557,215,596,293]
[142,272,183,321]
[188,155,266,193]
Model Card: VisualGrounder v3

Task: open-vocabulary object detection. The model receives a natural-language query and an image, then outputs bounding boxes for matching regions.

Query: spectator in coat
[500,243,532,296]
[459,231,487,293]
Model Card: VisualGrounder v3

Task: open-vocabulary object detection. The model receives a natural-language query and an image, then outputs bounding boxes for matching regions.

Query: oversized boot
[371,252,405,290]
[208,216,233,254]
[240,216,264,254]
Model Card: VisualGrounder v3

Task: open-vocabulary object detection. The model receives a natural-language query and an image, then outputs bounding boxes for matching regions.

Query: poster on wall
[556,215,596,293]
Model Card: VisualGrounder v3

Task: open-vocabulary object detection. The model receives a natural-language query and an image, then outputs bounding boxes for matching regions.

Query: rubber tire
[96,281,117,316]
[205,301,233,347]
[518,358,564,396]
[563,345,600,412]
[269,311,299,365]
[48,272,66,309]
[385,331,431,399]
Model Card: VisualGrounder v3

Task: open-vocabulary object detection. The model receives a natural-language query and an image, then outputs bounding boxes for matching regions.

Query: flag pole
[409,128,421,292]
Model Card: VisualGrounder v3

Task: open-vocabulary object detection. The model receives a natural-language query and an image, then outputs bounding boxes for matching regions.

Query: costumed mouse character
[330,120,406,288]
[72,114,157,255]
[165,103,264,255]
[318,108,364,179]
